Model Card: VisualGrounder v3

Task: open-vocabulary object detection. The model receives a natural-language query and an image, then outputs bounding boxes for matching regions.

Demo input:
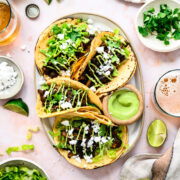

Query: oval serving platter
[35,13,144,160]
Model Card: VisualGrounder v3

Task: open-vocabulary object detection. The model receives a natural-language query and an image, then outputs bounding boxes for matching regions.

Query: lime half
[3,98,29,116]
[147,119,167,147]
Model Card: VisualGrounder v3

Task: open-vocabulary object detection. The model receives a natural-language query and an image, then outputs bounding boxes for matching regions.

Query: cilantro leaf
[41,83,49,90]
[173,30,180,40]
[138,26,148,37]
[112,68,119,77]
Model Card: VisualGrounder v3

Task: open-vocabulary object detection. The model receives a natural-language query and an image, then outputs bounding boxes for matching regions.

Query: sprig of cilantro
[138,4,180,45]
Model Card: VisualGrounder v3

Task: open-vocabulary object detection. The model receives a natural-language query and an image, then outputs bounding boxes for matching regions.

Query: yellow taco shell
[53,111,128,169]
[35,18,90,80]
[36,77,103,118]
[72,32,137,95]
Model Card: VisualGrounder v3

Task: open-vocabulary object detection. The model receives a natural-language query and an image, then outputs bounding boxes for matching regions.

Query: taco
[36,78,102,118]
[35,18,95,79]
[72,30,137,95]
[52,111,128,169]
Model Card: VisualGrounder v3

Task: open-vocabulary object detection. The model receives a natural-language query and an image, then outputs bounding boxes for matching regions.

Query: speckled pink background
[0,0,180,179]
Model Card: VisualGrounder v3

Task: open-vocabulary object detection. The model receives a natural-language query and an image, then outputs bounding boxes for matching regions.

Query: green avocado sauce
[108,89,139,120]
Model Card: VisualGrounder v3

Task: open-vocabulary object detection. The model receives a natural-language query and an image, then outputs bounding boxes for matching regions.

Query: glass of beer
[0,0,20,46]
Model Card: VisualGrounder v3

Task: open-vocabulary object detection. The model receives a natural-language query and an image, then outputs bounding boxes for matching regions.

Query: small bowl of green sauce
[0,158,49,179]
[102,84,144,125]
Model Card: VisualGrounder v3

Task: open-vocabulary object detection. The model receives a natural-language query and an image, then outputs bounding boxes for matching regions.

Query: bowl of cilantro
[0,158,49,179]
[136,0,180,52]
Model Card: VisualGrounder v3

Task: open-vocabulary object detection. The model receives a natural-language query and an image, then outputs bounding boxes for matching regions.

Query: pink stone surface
[0,0,180,179]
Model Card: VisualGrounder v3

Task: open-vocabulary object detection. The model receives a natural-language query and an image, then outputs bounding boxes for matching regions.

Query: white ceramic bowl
[0,56,24,99]
[0,158,49,179]
[136,0,180,52]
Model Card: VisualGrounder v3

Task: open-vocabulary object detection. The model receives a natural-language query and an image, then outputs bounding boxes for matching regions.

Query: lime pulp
[147,119,167,147]
[3,98,29,116]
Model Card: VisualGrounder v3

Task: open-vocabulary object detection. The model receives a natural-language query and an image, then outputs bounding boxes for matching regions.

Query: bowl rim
[135,0,180,52]
[0,55,24,100]
[0,157,49,179]
[153,69,180,118]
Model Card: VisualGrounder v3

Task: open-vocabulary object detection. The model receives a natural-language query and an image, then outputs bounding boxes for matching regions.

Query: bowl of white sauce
[0,56,24,99]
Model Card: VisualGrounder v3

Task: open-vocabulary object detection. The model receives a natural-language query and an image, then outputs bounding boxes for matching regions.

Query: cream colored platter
[35,13,144,159]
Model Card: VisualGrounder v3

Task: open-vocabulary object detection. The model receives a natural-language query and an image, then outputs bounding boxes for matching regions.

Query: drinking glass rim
[154,69,180,118]
[0,0,12,34]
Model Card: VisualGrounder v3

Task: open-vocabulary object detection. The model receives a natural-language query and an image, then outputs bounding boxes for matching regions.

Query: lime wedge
[3,98,29,116]
[147,119,167,147]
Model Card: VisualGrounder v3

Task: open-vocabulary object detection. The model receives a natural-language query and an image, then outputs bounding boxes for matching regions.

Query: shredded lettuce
[6,145,34,155]
[6,147,20,155]
[0,166,47,180]
[21,144,34,151]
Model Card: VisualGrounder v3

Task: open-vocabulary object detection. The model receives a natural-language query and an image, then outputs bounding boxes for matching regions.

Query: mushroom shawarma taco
[52,111,128,169]
[72,30,137,95]
[35,18,95,79]
[36,78,103,118]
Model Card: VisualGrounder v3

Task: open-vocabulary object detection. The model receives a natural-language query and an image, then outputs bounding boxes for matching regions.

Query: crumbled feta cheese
[87,137,94,147]
[92,121,100,133]
[81,139,86,147]
[60,101,72,109]
[107,137,113,141]
[61,69,70,76]
[87,19,93,24]
[84,125,89,131]
[77,101,81,106]
[96,60,113,76]
[69,140,77,145]
[68,128,74,136]
[44,91,49,97]
[84,125,89,134]
[103,52,109,59]
[60,43,68,49]
[57,34,64,40]
[72,155,81,163]
[87,25,98,34]
[104,61,108,64]
[94,136,101,143]
[0,62,17,92]
[61,120,70,126]
[108,46,115,52]
[66,39,73,44]
[104,71,110,76]
[84,155,93,163]
[6,53,12,58]
[96,71,103,75]
[53,61,58,65]
[20,45,26,51]
[38,76,46,86]
[101,137,108,143]
[90,86,96,92]
[96,46,104,53]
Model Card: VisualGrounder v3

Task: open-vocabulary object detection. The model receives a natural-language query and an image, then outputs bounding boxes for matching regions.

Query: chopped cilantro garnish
[138,4,180,45]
